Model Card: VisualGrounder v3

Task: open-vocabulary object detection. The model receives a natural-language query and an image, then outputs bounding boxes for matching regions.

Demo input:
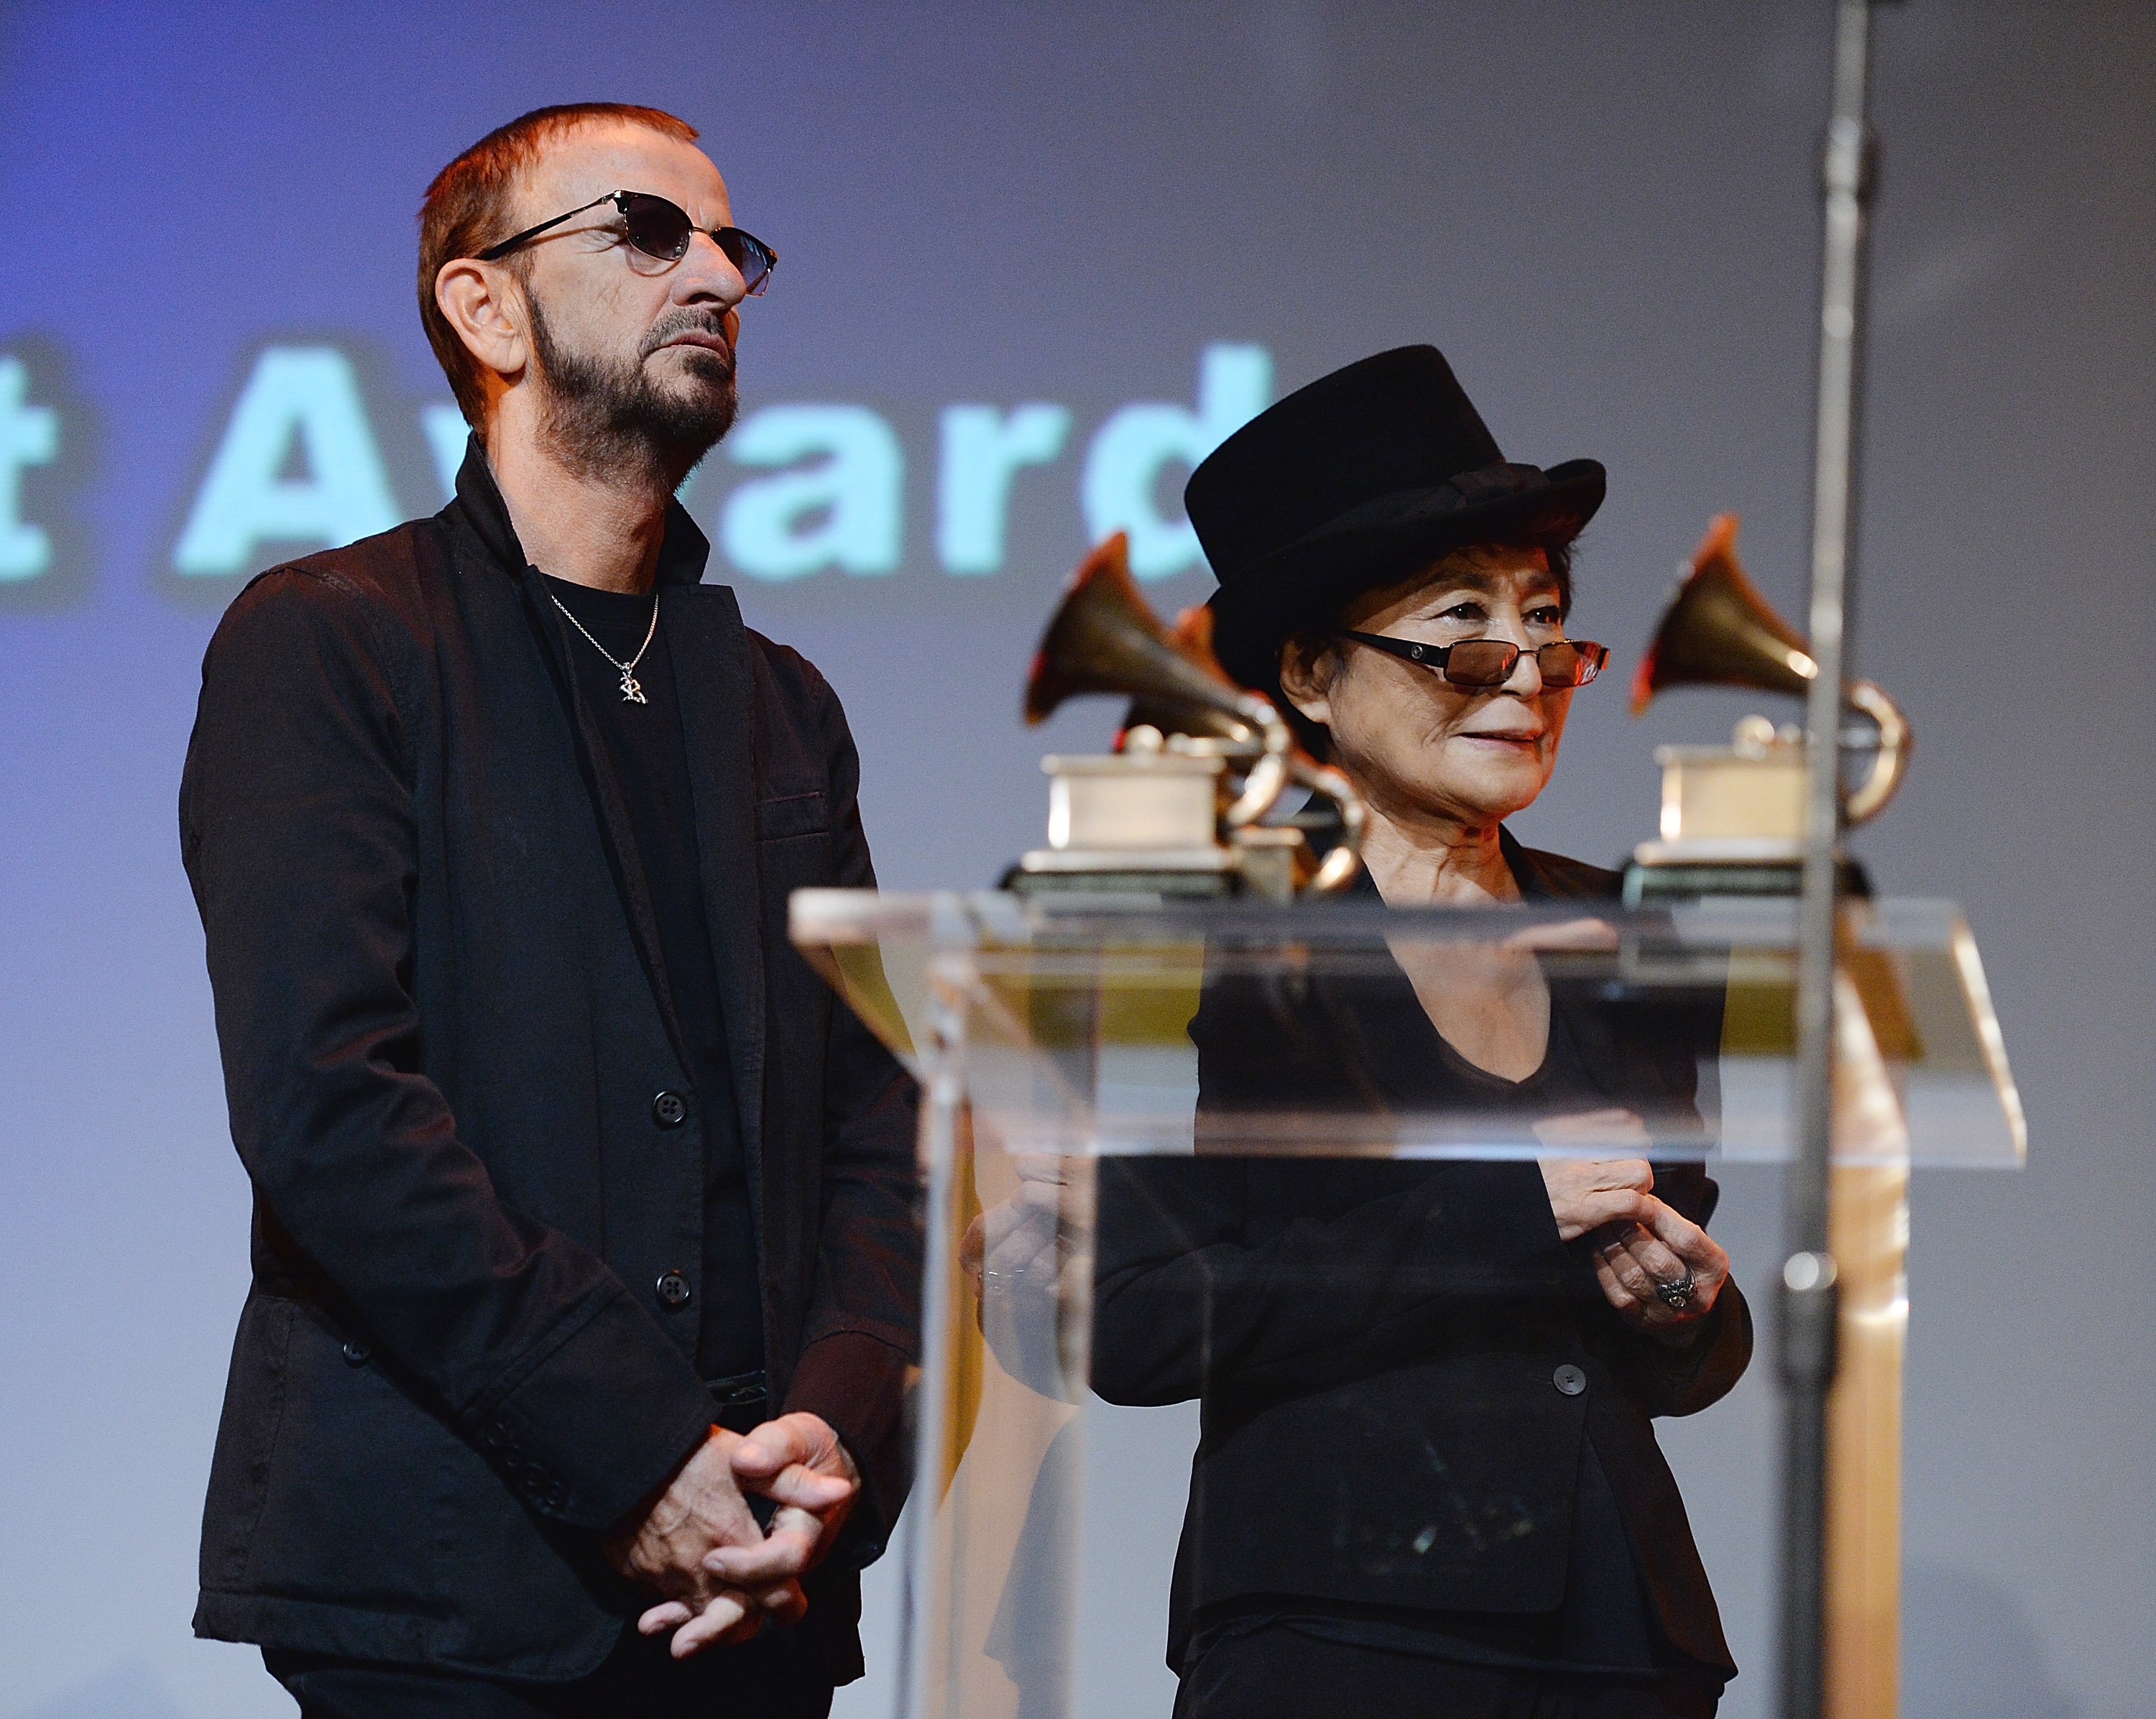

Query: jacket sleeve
[180,569,716,1535]
[776,670,923,1563]
[1619,1280,1754,1418]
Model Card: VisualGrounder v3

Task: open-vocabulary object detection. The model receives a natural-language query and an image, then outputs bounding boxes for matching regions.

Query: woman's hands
[1587,1198,1730,1344]
[959,1154,1094,1305]
[960,1155,1096,1399]
[1537,1153,1659,1241]
[1537,1109,1726,1343]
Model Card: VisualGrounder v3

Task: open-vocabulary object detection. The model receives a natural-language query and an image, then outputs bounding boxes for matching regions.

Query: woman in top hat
[1091,346,1753,1718]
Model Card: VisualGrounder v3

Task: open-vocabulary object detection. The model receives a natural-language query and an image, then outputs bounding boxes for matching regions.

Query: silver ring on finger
[1654,1268,1697,1311]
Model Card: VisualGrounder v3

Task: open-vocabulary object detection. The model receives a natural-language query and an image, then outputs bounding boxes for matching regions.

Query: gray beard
[526,290,738,492]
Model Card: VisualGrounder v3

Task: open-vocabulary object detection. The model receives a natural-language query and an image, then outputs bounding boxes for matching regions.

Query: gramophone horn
[1026,533,1245,729]
[1630,514,1817,712]
[1633,513,1909,824]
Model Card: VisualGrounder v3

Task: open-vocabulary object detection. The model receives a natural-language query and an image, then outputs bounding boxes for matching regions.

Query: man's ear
[434,259,530,387]
[1277,634,1339,729]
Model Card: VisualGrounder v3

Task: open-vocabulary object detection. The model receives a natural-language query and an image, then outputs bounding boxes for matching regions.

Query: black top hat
[1191,345,1605,691]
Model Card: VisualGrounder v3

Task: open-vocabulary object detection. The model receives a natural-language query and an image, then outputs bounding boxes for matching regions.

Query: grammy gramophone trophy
[1626,516,1932,1719]
[1008,531,1365,901]
[1623,512,1911,905]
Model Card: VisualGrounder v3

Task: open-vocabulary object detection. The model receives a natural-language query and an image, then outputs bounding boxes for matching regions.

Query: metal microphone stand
[1783,1,1891,1714]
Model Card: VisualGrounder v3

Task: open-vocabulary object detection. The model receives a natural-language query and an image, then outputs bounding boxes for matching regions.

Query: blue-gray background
[0,3,2148,1715]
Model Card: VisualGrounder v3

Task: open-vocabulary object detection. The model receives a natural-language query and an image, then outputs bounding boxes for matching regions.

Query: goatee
[527,291,738,492]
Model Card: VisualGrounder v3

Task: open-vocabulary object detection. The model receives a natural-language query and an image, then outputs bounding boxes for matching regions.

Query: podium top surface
[791,889,2026,1169]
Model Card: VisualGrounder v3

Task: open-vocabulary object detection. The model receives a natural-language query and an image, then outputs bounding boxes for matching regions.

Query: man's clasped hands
[604,1411,860,1659]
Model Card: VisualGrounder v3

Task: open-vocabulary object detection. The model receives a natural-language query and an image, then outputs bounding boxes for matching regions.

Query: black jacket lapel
[665,581,768,1214]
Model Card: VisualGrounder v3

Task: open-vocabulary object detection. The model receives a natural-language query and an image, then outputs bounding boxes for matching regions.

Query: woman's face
[1280,545,1575,830]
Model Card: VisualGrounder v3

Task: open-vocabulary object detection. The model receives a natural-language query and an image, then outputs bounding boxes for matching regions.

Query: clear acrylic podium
[791,890,2024,1719]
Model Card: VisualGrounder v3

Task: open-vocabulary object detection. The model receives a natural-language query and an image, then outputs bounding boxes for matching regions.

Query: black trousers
[1174,1623,1723,1719]
[265,1621,835,1719]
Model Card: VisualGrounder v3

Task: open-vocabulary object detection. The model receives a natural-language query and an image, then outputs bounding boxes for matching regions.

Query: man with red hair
[180,103,919,1716]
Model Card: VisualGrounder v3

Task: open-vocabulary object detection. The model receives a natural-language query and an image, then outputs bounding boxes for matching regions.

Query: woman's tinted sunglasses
[1339,630,1609,688]
[476,190,776,295]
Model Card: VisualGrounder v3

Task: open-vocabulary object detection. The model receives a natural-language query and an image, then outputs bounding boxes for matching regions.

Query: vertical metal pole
[899,964,966,1719]
[1782,3,1879,1715]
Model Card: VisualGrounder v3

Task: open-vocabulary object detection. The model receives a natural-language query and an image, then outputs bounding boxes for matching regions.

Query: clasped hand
[958,1153,1092,1302]
[606,1413,859,1659]
[1536,1109,1729,1342]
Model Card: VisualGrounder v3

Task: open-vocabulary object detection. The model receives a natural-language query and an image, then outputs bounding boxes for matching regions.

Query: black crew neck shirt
[540,573,763,1383]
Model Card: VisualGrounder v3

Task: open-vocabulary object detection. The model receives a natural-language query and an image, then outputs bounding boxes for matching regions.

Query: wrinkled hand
[959,1155,1086,1299]
[607,1427,798,1661]
[688,1414,859,1619]
[1588,1199,1730,1344]
[1537,1108,1659,1242]
[959,1157,1095,1399]
[1534,1108,1726,1340]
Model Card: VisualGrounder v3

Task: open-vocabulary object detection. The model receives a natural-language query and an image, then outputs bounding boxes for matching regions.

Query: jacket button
[341,1340,371,1366]
[656,1270,692,1308]
[652,1090,689,1128]
[1552,1363,1588,1397]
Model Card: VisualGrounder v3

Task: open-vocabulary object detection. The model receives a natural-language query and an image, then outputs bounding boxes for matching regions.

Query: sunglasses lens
[717,229,775,295]
[1537,643,1585,686]
[1552,642,1608,686]
[1445,641,1519,686]
[621,195,694,260]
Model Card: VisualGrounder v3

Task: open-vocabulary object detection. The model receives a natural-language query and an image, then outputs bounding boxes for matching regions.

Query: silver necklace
[546,587,659,704]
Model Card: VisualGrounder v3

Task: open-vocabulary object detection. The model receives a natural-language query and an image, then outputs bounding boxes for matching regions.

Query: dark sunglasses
[476,190,776,295]
[1338,630,1609,688]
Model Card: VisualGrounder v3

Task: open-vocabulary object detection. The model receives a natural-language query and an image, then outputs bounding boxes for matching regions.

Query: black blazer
[1092,836,1750,1672]
[178,448,920,1681]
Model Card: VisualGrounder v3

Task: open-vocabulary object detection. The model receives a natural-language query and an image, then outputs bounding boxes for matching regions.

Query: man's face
[507,122,747,483]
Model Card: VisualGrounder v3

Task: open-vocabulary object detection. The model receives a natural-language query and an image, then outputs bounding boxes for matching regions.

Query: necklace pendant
[619,670,648,705]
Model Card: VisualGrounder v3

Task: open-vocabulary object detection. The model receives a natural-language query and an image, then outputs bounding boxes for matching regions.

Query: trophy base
[1002,853,1240,903]
[1621,842,1872,908]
